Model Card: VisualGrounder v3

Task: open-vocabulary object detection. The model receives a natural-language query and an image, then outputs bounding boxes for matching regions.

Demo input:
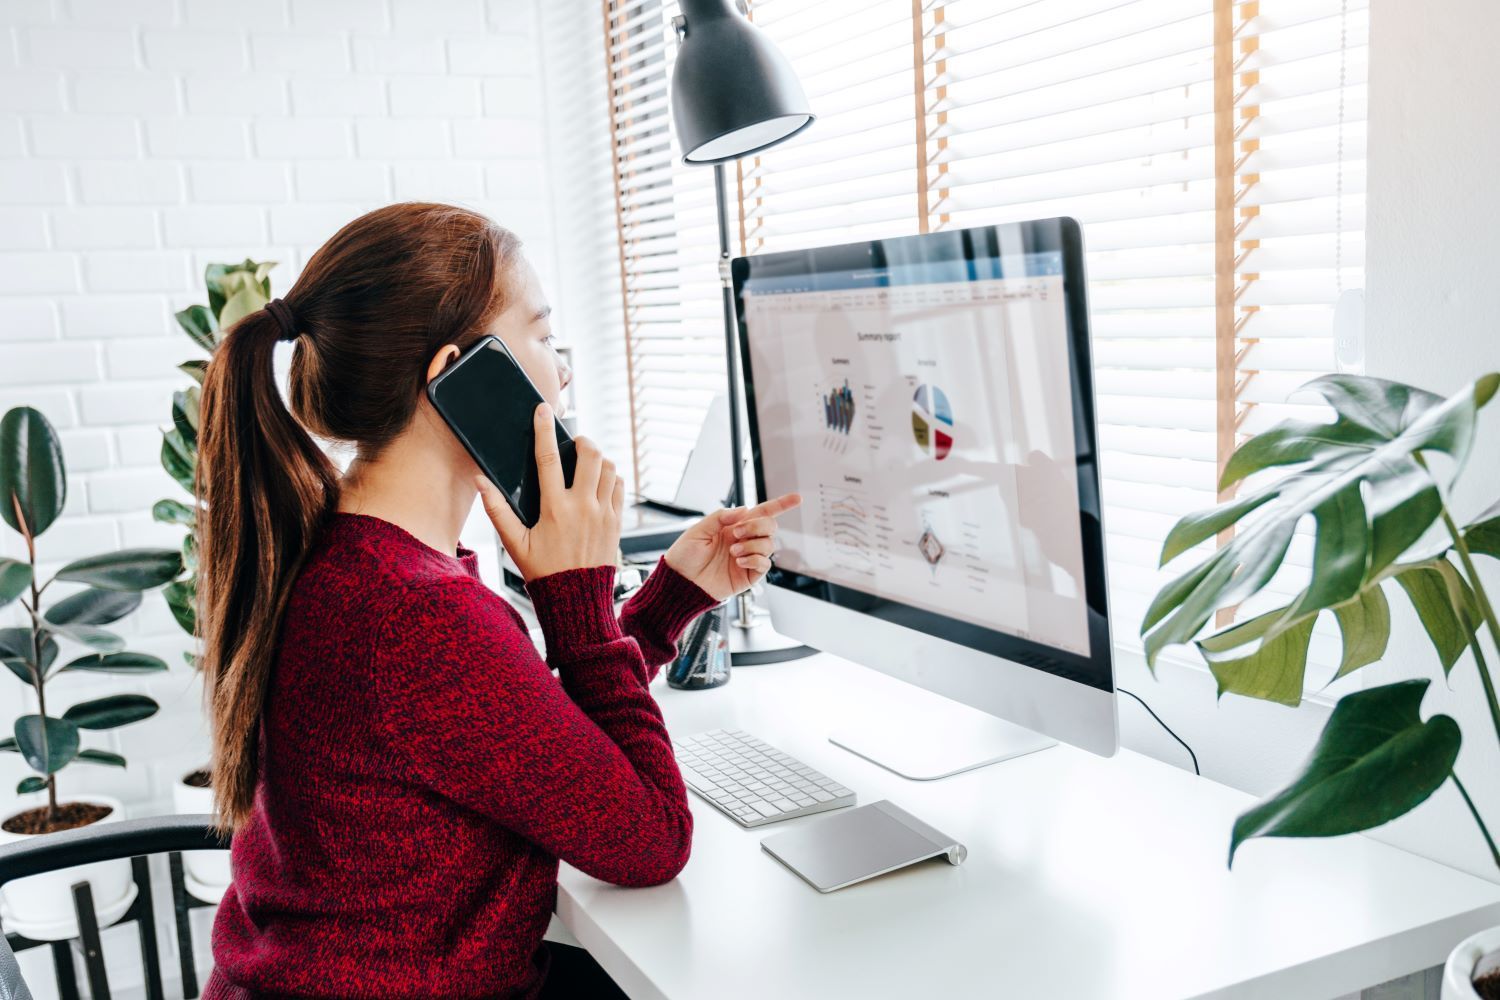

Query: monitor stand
[829,699,1057,780]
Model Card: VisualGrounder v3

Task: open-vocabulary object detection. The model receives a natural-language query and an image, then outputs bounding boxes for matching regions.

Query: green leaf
[1288,489,1370,618]
[153,498,197,527]
[174,304,218,354]
[171,388,199,448]
[1143,516,1298,666]
[1159,490,1277,566]
[1331,585,1391,680]
[162,427,195,494]
[1466,504,1500,560]
[17,776,46,794]
[1366,462,1442,576]
[218,286,265,330]
[75,749,126,768]
[1394,560,1478,674]
[1220,415,1383,490]
[0,736,15,752]
[1228,679,1460,866]
[46,622,125,653]
[206,260,273,319]
[1200,613,1317,707]
[0,557,31,606]
[182,650,201,669]
[44,587,141,626]
[14,715,79,774]
[163,578,196,634]
[1143,374,1499,668]
[63,651,168,674]
[56,548,183,591]
[0,406,67,538]
[63,694,159,730]
[204,263,232,317]
[179,360,208,384]
[1,626,57,682]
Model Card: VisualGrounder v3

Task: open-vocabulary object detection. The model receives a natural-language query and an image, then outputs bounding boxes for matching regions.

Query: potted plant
[156,260,274,899]
[1142,372,1500,998]
[0,406,181,939]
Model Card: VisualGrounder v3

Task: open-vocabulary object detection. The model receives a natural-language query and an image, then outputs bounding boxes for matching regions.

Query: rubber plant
[0,406,183,827]
[1143,372,1500,869]
[156,260,275,661]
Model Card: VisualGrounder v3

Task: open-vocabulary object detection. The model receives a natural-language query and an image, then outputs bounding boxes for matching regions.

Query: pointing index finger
[744,492,801,521]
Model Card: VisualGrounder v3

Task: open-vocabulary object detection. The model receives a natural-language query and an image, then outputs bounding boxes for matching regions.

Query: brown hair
[195,202,523,832]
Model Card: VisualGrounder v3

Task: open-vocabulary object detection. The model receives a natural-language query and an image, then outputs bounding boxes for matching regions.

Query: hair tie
[264,298,299,342]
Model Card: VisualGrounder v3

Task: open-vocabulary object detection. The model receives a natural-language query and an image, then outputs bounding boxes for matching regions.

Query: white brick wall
[0,1,558,992]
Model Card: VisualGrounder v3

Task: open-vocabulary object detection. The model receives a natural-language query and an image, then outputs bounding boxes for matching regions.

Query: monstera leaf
[1229,680,1460,865]
[1144,374,1500,701]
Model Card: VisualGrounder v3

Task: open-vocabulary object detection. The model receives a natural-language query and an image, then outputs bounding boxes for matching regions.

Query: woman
[195,203,799,998]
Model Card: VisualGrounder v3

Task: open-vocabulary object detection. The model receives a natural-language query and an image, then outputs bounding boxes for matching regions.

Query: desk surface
[556,654,1500,1000]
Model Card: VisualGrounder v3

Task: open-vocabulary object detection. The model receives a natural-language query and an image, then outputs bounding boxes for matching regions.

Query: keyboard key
[748,801,779,818]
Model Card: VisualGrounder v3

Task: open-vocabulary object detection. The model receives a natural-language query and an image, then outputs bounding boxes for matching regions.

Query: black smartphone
[426,335,577,528]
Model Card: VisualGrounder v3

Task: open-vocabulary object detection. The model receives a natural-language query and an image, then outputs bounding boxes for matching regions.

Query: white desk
[556,653,1500,1000]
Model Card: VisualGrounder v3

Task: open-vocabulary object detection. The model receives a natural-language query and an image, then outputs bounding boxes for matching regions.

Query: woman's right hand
[478,403,623,581]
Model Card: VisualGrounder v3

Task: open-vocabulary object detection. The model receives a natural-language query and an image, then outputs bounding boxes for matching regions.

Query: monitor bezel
[732,217,1113,693]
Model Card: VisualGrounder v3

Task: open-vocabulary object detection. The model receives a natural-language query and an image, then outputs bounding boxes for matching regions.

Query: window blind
[911,0,1367,668]
[600,0,1367,669]
[603,0,723,499]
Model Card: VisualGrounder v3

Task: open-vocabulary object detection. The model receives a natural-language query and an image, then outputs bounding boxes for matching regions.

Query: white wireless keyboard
[673,729,856,828]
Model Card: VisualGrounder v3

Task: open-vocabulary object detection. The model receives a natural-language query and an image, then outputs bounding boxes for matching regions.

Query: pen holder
[668,601,731,690]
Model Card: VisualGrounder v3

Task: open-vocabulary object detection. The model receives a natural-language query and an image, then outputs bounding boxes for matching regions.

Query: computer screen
[735,221,1111,692]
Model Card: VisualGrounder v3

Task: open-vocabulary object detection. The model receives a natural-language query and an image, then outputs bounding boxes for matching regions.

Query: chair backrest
[0,814,224,888]
[0,813,226,1000]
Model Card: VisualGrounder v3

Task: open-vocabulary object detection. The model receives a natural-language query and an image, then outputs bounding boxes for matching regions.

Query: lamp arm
[714,162,746,513]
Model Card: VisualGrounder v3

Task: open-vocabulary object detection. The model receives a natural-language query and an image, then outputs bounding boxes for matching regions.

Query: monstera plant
[0,406,182,833]
[156,260,276,656]
[1144,372,1500,871]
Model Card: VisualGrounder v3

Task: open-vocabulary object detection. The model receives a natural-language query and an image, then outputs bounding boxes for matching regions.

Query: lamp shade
[669,0,814,164]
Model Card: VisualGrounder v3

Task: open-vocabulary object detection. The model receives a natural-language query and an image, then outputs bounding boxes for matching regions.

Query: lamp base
[728,591,817,665]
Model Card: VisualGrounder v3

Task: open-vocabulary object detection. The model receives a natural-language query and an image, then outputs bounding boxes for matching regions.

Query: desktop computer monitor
[733,217,1116,778]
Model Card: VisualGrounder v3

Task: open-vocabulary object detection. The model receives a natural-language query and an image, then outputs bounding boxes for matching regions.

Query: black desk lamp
[669,0,816,664]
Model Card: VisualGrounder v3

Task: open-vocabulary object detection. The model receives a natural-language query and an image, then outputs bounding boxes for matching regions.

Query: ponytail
[196,307,337,833]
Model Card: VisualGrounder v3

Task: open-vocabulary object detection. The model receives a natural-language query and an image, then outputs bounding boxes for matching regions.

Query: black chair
[0,814,227,1000]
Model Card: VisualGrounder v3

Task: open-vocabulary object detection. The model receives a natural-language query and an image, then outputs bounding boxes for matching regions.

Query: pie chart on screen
[910,384,954,460]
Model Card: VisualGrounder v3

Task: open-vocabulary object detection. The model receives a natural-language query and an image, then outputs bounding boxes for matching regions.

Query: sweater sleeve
[616,557,719,674]
[371,569,692,888]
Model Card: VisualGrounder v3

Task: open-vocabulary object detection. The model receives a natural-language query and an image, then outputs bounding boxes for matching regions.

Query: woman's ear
[426,344,461,384]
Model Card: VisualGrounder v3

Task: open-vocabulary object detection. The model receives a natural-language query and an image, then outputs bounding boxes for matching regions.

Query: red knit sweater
[204,512,716,999]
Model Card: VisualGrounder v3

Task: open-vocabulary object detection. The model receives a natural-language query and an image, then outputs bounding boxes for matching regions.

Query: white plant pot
[1444,926,1500,1000]
[0,794,135,942]
[172,768,231,903]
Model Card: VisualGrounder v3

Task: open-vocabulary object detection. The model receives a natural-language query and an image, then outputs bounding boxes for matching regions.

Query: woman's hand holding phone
[478,403,623,581]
